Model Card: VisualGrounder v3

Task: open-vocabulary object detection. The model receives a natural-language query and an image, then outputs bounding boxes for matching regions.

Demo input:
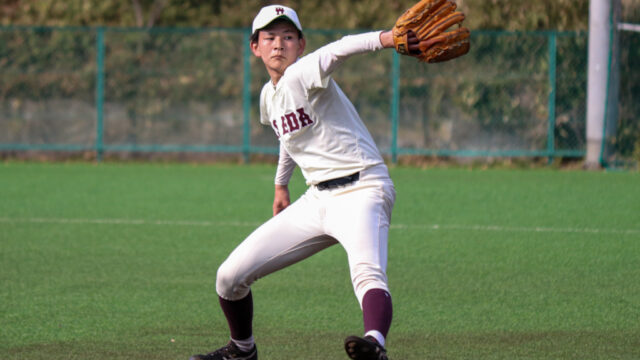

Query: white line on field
[1,217,638,236]
[0,217,259,228]
[389,223,640,236]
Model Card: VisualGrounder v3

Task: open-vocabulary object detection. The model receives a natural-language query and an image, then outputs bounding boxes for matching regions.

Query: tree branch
[147,0,168,27]
[131,0,144,27]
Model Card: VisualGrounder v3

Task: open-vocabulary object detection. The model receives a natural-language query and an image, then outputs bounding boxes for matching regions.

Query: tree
[1,0,590,30]
[130,0,167,27]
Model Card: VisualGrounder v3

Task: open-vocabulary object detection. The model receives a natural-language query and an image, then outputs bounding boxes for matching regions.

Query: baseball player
[190,4,423,360]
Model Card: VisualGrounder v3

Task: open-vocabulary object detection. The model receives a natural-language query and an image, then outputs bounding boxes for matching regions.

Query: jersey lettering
[285,113,300,131]
[280,116,289,135]
[272,107,314,137]
[297,108,313,126]
[271,119,281,138]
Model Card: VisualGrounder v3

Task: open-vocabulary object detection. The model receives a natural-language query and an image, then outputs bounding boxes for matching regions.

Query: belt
[316,172,360,191]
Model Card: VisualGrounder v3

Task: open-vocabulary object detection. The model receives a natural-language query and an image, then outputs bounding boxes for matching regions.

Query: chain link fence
[0,25,626,165]
[604,1,640,168]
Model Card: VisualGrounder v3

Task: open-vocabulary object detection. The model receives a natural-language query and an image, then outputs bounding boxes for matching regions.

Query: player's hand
[406,30,421,54]
[273,184,291,216]
[380,30,420,52]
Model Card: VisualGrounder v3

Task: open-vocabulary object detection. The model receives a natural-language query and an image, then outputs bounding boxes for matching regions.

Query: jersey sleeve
[259,82,272,125]
[290,31,384,91]
[274,142,297,185]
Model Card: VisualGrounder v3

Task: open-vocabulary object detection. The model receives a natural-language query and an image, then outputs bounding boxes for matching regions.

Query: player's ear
[250,39,261,57]
[297,37,306,56]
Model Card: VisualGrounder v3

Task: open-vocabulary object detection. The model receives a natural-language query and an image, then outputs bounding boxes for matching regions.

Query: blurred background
[0,0,638,167]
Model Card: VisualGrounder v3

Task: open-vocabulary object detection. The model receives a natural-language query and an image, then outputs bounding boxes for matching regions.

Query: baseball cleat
[189,341,257,360]
[344,335,388,360]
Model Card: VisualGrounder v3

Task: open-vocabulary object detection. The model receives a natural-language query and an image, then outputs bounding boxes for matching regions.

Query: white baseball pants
[216,165,395,306]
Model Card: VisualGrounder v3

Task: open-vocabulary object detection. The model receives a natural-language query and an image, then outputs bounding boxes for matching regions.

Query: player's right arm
[273,142,296,216]
[273,184,290,216]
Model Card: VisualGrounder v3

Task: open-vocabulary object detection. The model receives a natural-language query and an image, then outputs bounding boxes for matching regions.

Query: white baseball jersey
[259,31,386,185]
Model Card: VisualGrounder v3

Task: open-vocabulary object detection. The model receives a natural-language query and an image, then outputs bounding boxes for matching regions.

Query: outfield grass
[1,162,639,359]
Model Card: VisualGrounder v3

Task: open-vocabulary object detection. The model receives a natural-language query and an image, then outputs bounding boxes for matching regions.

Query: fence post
[390,51,400,164]
[547,31,557,163]
[242,29,252,164]
[95,27,105,162]
[600,0,621,168]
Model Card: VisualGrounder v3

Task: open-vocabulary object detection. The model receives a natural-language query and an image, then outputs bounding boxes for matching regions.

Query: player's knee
[215,260,251,301]
[351,263,389,305]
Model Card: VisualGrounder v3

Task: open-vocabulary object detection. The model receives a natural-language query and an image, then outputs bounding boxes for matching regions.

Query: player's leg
[191,191,335,359]
[324,180,395,359]
[215,231,334,353]
[344,288,392,360]
[215,193,336,302]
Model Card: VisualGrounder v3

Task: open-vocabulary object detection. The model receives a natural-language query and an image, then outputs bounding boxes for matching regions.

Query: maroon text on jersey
[271,107,313,138]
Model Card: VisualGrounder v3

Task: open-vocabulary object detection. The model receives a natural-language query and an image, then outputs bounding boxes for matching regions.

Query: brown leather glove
[393,0,470,63]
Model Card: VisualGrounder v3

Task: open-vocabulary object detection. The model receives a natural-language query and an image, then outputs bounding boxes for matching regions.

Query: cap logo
[275,7,285,15]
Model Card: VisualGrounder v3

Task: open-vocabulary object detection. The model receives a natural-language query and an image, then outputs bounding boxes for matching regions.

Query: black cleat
[189,341,257,360]
[344,335,388,360]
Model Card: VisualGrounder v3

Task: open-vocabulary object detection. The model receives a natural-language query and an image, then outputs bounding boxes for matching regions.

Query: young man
[190,5,418,360]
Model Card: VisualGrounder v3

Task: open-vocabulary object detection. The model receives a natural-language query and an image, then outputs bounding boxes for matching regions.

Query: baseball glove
[393,0,470,63]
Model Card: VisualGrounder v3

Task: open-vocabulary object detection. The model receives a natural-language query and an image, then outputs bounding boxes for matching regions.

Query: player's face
[251,21,305,83]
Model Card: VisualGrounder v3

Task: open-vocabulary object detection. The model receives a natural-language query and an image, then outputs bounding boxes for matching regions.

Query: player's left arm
[306,30,419,79]
[379,31,395,48]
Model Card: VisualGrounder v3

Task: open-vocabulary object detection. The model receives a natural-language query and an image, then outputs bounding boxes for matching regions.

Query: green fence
[603,3,640,168]
[0,25,622,164]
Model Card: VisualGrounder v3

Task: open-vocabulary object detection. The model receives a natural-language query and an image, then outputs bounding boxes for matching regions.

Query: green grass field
[1,162,639,359]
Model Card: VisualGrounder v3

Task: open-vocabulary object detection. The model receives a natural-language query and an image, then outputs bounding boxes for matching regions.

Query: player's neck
[266,57,300,86]
[267,69,284,86]
[270,75,282,86]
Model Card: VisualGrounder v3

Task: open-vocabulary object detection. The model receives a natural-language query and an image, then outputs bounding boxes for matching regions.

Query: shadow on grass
[5,329,640,359]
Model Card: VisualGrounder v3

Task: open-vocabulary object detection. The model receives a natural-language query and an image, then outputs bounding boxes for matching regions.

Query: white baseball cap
[252,5,303,34]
